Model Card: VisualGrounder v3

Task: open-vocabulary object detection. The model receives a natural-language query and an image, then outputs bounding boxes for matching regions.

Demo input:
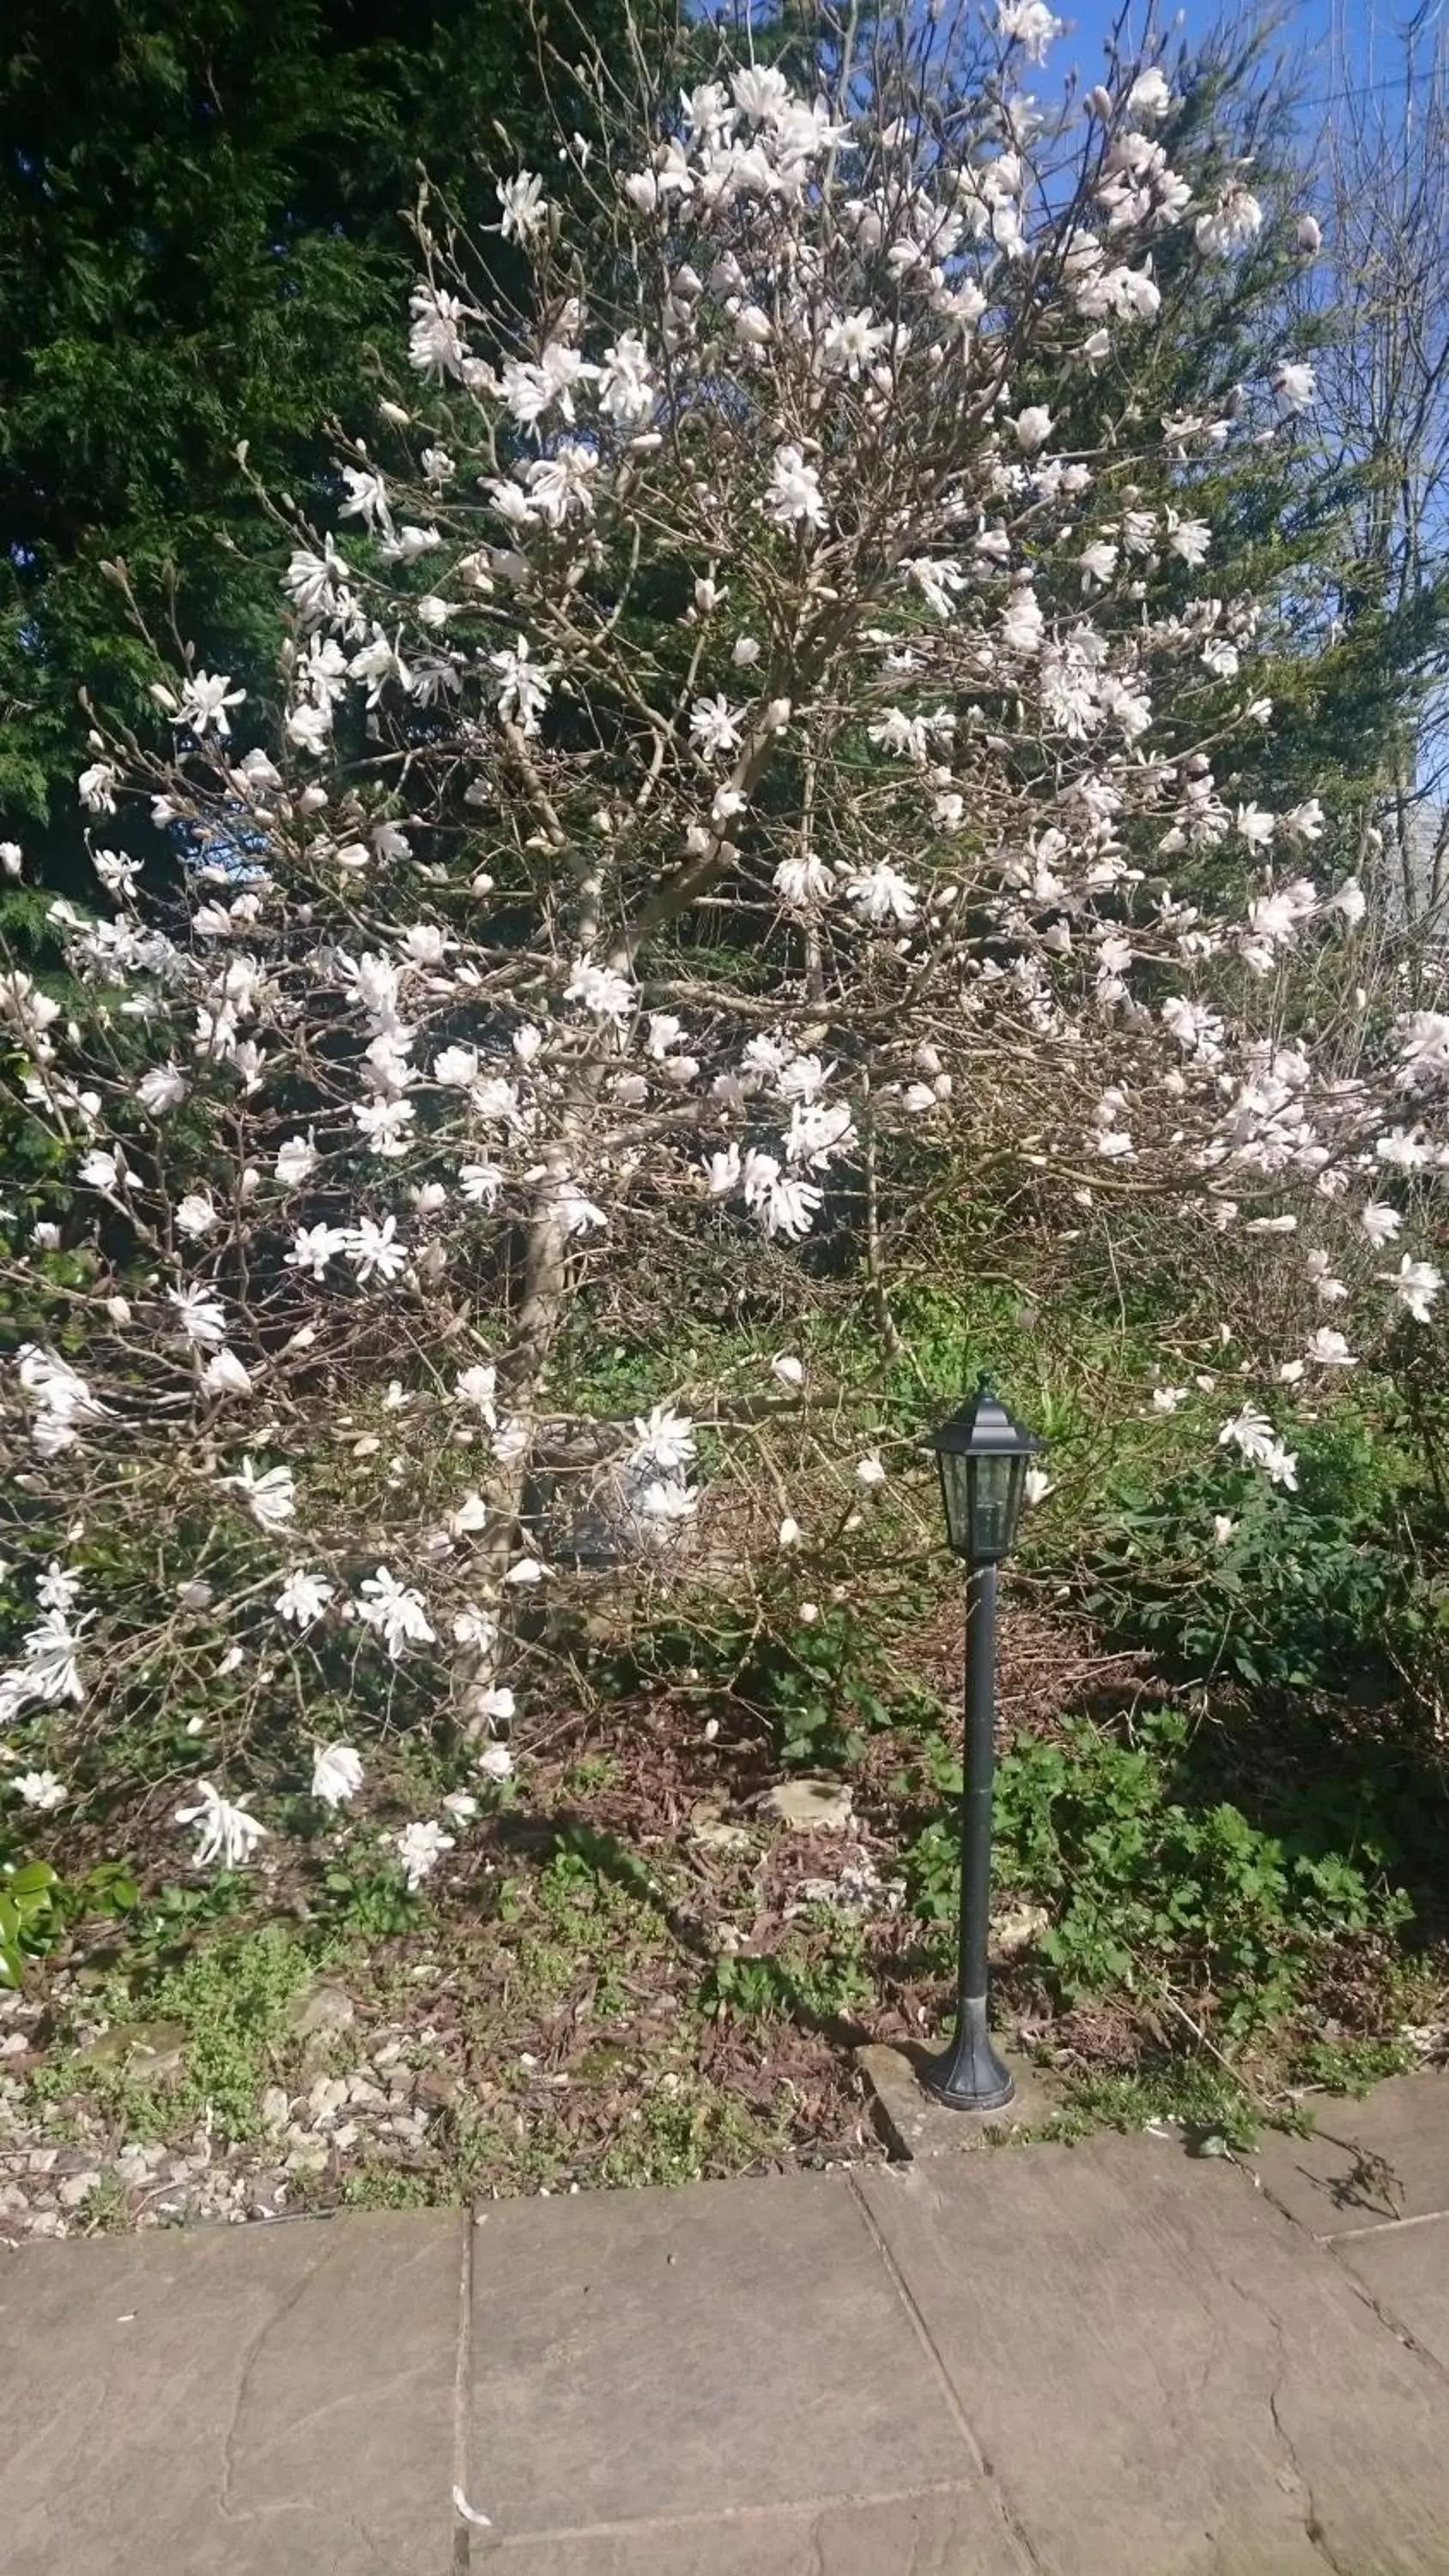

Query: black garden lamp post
[922,1375,1046,2111]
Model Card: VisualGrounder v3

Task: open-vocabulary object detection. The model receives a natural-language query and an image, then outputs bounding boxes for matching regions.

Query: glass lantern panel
[967,1452,1022,1559]
[937,1448,974,1555]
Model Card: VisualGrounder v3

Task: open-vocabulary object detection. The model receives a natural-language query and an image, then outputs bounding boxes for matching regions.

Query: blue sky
[1052,0,1420,120]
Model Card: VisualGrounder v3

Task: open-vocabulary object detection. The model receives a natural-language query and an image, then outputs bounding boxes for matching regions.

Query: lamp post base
[920,1995,1016,2112]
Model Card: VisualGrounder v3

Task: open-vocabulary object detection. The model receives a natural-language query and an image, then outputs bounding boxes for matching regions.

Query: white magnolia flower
[1012,405,1053,453]
[1379,1255,1442,1324]
[1152,1387,1191,1413]
[175,1192,219,1240]
[997,0,1063,62]
[1282,798,1325,842]
[356,1566,436,1658]
[392,1819,455,1888]
[772,1354,805,1386]
[630,1405,696,1473]
[312,1742,364,1807]
[845,863,918,926]
[1304,1250,1348,1303]
[225,1458,297,1531]
[478,1744,514,1782]
[78,760,119,814]
[1360,1202,1402,1249]
[201,1347,253,1399]
[1024,1467,1053,1506]
[288,1222,350,1279]
[497,169,548,243]
[855,1455,887,1486]
[1331,878,1367,927]
[459,1162,503,1208]
[597,332,654,426]
[347,1217,408,1285]
[35,1562,82,1614]
[689,694,743,759]
[565,958,634,1020]
[1306,1328,1356,1368]
[1211,1514,1237,1546]
[12,1769,67,1812]
[761,444,827,531]
[1273,361,1317,418]
[488,636,554,735]
[442,1791,479,1821]
[1079,540,1119,589]
[1167,518,1211,568]
[1127,66,1173,120]
[175,1781,269,1868]
[167,670,246,738]
[452,1607,499,1653]
[455,1364,498,1422]
[472,1684,515,1729]
[275,1570,336,1627]
[273,1134,318,1187]
[1196,185,1264,256]
[447,1491,490,1539]
[823,307,889,376]
[136,1064,188,1115]
[504,1555,546,1585]
[1218,1406,1298,1488]
[167,1284,227,1348]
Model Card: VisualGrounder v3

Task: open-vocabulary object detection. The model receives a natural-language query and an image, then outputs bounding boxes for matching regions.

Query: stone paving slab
[1250,2071,1449,2235]
[1334,2215,1449,2372]
[0,2209,462,2576]
[9,2084,1449,2576]
[856,2130,1449,2576]
[466,2171,977,2545]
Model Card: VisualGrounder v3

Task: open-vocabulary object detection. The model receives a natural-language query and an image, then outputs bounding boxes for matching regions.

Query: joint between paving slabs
[842,2172,1046,2575]
[452,2205,479,2569]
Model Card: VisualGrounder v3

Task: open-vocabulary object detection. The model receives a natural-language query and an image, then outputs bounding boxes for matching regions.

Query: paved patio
[4,2073,1448,2574]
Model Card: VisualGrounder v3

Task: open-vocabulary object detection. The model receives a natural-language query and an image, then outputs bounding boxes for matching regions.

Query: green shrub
[1076,1413,1432,1697]
[906,1709,1412,2037]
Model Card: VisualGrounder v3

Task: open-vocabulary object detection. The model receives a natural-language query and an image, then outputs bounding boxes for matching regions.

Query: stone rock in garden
[76,2020,188,2082]
[990,1902,1052,1959]
[282,2136,330,2176]
[688,1799,754,1853]
[766,1778,855,1832]
[306,2075,349,2125]
[259,2086,292,2136]
[288,1983,356,2041]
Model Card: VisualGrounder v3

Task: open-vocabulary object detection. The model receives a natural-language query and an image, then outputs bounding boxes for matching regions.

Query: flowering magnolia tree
[2,2,1446,1880]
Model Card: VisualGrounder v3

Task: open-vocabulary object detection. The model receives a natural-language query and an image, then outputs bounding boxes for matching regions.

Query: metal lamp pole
[922,1376,1046,2114]
[925,1558,1013,2108]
